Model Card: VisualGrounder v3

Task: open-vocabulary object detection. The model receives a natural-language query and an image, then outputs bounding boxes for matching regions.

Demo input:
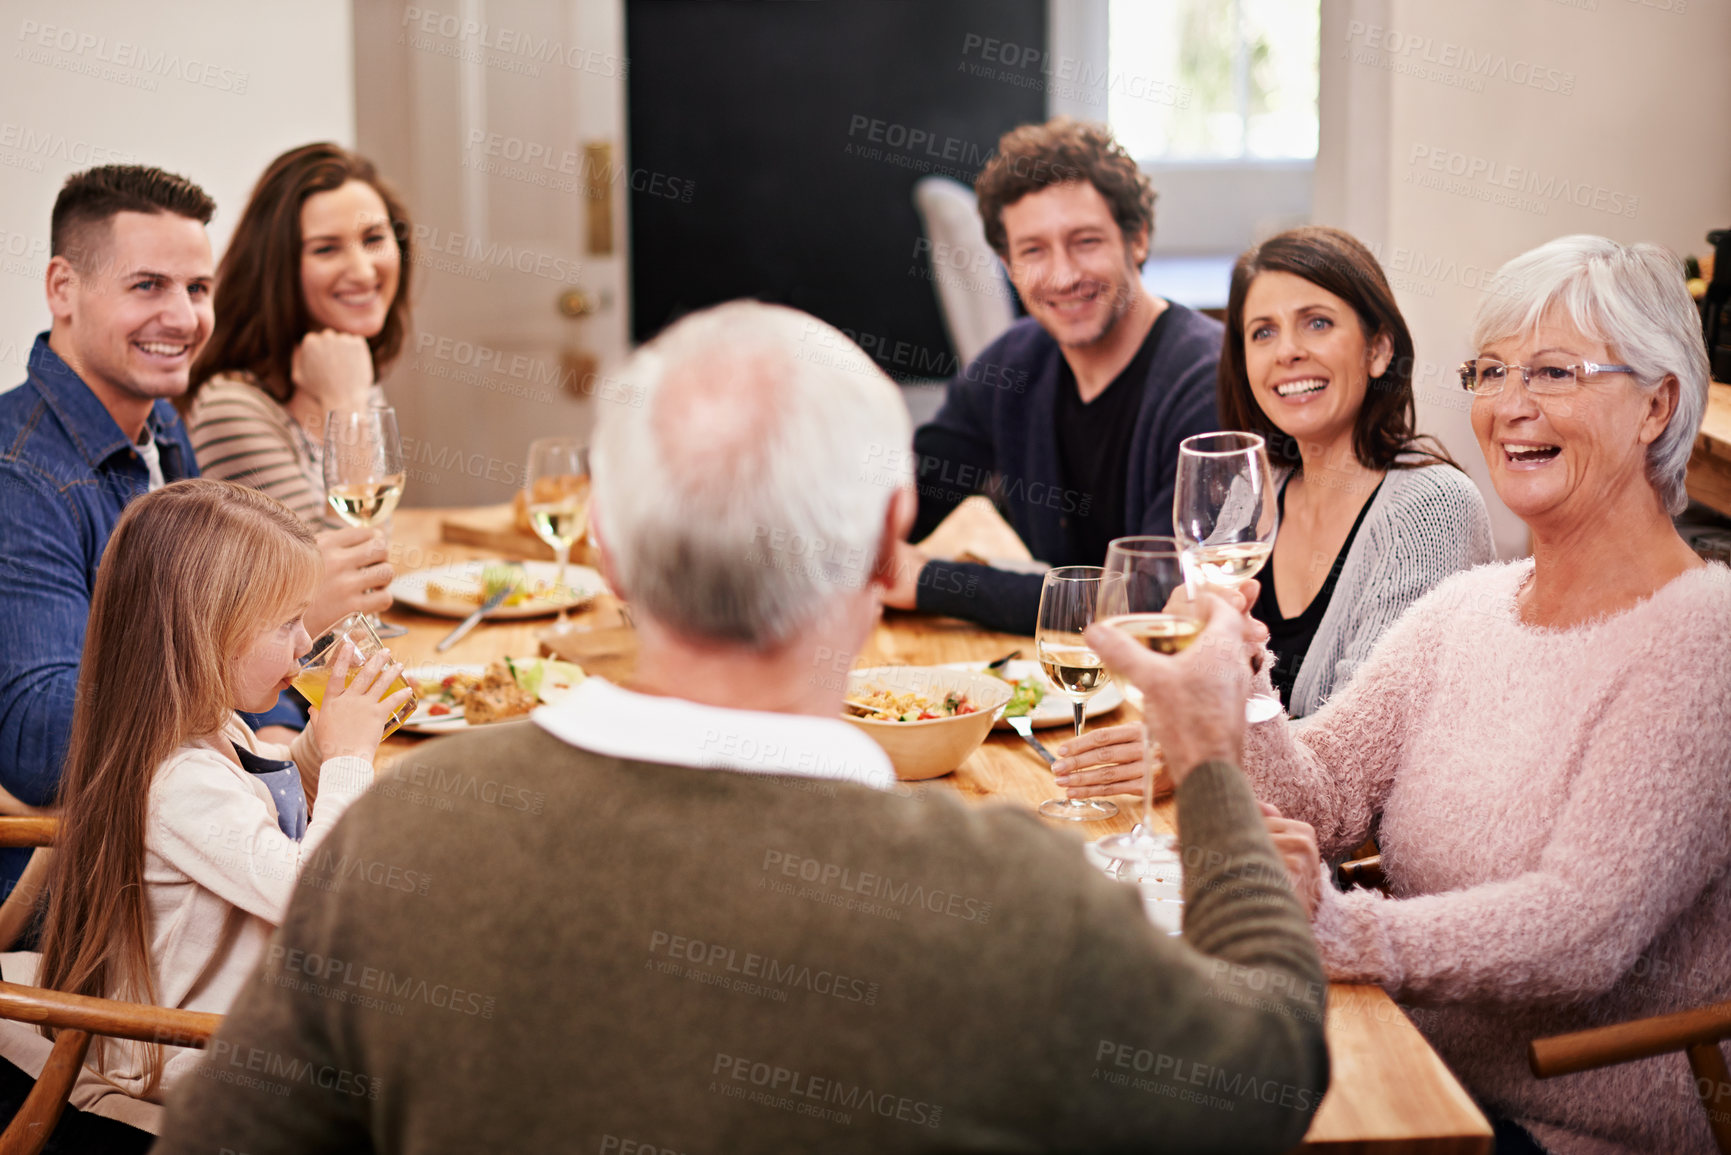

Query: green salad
[990,668,1046,717]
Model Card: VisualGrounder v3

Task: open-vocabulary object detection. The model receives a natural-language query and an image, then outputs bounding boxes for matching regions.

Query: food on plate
[846,684,978,723]
[987,668,1046,717]
[426,563,566,608]
[463,661,539,725]
[412,657,586,724]
[413,669,483,716]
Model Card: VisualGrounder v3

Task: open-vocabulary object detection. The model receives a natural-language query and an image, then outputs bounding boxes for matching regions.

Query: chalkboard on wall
[625,0,1046,379]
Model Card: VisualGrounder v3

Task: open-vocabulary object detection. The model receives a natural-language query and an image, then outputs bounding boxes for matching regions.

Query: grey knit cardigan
[1277,457,1496,717]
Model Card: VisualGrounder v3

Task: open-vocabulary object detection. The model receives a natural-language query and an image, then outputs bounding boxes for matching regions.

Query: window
[1108,0,1319,161]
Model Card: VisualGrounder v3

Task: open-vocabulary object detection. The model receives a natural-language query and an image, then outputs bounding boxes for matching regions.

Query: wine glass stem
[1140,727,1157,837]
[555,544,570,624]
[1073,701,1085,742]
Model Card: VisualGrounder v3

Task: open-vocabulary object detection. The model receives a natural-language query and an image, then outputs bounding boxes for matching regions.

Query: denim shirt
[0,335,196,881]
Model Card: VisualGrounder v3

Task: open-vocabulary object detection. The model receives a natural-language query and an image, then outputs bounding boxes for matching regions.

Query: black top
[1256,475,1383,712]
[1052,307,1173,565]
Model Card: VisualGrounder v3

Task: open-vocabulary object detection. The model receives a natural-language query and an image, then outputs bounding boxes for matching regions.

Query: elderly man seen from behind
[157,301,1327,1154]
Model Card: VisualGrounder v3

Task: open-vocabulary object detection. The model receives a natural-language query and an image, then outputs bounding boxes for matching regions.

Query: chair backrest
[1530,1000,1731,1154]
[910,176,1016,367]
[0,982,221,1155]
[0,820,57,956]
[0,816,219,1154]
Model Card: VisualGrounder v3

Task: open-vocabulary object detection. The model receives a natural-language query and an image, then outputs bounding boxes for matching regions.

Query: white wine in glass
[327,478,406,527]
[324,406,407,637]
[524,437,591,626]
[1173,431,1281,723]
[1035,566,1117,822]
[1093,536,1199,863]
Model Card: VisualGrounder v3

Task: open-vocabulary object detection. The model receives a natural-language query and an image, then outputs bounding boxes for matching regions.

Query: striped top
[188,376,376,530]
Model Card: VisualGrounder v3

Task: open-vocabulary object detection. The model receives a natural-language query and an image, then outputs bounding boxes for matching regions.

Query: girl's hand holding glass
[309,643,413,762]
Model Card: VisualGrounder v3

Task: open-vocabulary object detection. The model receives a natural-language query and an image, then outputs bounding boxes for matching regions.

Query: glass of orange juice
[291,612,417,740]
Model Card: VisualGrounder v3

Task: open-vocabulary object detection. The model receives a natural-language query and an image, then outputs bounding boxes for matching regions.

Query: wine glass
[324,406,407,638]
[1172,431,1281,723]
[1035,566,1117,822]
[1093,537,1200,862]
[524,437,591,626]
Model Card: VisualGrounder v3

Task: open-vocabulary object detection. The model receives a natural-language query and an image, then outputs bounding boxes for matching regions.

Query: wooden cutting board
[536,605,637,682]
[439,503,598,566]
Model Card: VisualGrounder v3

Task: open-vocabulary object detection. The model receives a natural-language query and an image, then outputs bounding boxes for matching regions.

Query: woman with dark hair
[186,142,414,527]
[1212,225,1494,715]
[1059,227,1490,784]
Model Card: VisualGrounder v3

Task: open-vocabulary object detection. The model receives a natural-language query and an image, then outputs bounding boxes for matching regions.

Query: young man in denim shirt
[0,166,390,902]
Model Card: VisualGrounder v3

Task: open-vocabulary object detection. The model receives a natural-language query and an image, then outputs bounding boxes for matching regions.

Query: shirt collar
[533,677,897,791]
[25,333,186,470]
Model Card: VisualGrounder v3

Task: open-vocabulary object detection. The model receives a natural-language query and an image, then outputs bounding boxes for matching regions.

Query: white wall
[0,0,355,385]
[1317,0,1731,556]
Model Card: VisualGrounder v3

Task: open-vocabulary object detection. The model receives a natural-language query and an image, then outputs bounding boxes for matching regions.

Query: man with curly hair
[886,118,1222,636]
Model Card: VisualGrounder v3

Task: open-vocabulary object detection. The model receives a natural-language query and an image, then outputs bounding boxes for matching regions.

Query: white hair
[591,301,913,647]
[1470,235,1710,515]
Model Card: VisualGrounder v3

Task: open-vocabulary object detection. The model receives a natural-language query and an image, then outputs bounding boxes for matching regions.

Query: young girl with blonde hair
[6,478,408,1137]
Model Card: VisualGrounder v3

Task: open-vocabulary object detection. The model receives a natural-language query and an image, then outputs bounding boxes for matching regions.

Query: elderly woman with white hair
[1252,236,1731,1155]
[1069,236,1730,1154]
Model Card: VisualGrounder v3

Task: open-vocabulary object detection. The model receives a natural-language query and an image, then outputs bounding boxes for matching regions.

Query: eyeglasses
[1457,358,1635,396]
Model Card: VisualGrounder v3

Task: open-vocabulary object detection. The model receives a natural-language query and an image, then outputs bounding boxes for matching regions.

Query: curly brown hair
[188,142,414,407]
[974,117,1155,258]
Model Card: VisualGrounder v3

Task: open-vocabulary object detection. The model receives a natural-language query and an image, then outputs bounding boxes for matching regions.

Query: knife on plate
[435,585,513,652]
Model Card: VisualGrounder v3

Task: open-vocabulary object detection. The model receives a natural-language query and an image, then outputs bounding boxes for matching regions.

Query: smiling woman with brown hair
[1055,226,1492,737]
[185,142,415,529]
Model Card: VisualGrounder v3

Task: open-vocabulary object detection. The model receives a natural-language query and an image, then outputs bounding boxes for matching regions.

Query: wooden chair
[1335,853,1387,892]
[1530,1000,1731,1153]
[0,815,223,1153]
[0,819,57,954]
[0,981,221,1155]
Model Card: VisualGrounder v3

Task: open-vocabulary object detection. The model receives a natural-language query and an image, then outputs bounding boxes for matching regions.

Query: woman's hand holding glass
[1085,592,1256,788]
[1173,431,1283,722]
[309,643,413,763]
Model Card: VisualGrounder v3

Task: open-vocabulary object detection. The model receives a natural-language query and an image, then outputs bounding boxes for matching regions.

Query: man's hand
[306,525,394,636]
[879,541,928,610]
[1083,592,1257,789]
[1260,801,1323,918]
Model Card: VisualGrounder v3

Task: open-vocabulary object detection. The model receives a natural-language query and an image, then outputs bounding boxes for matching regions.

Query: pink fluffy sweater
[1242,559,1731,1155]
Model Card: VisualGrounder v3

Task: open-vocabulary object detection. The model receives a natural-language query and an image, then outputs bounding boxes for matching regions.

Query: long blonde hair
[36,479,317,1093]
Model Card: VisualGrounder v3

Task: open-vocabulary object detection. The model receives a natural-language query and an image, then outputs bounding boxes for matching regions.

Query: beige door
[353,0,630,508]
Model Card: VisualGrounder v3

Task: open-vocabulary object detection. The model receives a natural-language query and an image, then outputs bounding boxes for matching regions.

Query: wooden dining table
[378,501,1493,1154]
[1685,380,1731,519]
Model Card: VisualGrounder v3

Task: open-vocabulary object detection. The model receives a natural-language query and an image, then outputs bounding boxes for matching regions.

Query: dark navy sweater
[910,304,1223,635]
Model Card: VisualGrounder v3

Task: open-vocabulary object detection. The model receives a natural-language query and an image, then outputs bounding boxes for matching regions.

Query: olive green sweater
[157,721,1327,1153]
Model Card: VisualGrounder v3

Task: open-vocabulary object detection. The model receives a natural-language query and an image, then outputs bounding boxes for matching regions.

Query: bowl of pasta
[841,666,1014,780]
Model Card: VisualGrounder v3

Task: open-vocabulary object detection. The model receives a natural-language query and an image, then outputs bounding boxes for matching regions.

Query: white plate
[398,663,485,734]
[398,658,586,734]
[389,560,605,620]
[937,659,1124,730]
